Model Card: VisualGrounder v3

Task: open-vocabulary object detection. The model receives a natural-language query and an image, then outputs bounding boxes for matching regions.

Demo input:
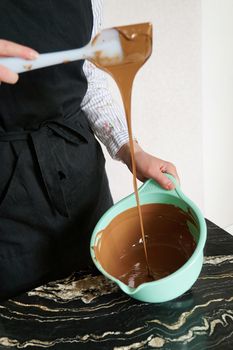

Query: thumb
[153,172,175,190]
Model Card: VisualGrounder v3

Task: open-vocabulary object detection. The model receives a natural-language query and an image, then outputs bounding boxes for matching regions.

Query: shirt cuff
[106,129,130,160]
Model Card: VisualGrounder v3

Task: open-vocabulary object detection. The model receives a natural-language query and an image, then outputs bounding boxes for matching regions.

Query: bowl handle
[138,173,180,197]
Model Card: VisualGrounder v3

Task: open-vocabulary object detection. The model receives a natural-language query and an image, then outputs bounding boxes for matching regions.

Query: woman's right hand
[0,40,39,84]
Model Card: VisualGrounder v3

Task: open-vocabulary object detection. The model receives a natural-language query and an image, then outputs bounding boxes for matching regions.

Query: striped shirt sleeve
[81,0,130,159]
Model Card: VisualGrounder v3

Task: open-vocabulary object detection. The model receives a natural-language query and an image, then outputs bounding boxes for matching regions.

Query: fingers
[161,162,180,183]
[0,40,39,84]
[0,39,39,60]
[154,171,175,190]
[153,162,180,190]
[0,64,18,84]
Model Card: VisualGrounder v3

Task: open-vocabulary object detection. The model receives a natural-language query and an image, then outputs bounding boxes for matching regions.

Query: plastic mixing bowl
[90,174,207,303]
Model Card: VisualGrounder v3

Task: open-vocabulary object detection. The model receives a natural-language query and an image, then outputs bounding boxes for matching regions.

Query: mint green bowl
[90,174,207,303]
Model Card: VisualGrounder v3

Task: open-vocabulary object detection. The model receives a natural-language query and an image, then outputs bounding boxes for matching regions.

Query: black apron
[0,0,113,299]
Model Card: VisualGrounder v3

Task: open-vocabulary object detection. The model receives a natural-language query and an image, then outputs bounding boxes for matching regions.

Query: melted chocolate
[92,23,153,275]
[91,23,196,288]
[94,204,197,288]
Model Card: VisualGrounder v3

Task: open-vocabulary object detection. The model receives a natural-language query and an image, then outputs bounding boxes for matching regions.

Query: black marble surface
[0,219,232,350]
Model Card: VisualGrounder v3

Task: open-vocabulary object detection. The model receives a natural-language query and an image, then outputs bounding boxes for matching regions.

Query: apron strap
[0,118,89,218]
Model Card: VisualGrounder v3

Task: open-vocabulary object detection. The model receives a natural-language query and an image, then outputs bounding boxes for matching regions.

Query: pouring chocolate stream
[91,23,153,278]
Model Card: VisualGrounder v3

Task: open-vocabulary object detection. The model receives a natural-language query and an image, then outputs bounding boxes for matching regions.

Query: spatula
[0,28,123,73]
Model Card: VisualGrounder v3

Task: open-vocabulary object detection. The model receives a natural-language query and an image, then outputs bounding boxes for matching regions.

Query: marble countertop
[0,219,232,350]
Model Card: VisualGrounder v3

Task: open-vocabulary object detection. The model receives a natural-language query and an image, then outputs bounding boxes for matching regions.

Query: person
[0,0,179,300]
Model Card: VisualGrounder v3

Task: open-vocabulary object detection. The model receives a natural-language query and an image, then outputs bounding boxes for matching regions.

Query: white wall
[101,0,233,231]
[202,0,233,230]
[102,0,204,210]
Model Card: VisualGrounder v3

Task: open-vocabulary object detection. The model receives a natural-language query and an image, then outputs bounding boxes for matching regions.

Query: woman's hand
[0,40,38,84]
[116,141,180,190]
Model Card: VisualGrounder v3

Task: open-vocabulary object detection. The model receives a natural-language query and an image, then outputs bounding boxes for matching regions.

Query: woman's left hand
[116,141,180,190]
